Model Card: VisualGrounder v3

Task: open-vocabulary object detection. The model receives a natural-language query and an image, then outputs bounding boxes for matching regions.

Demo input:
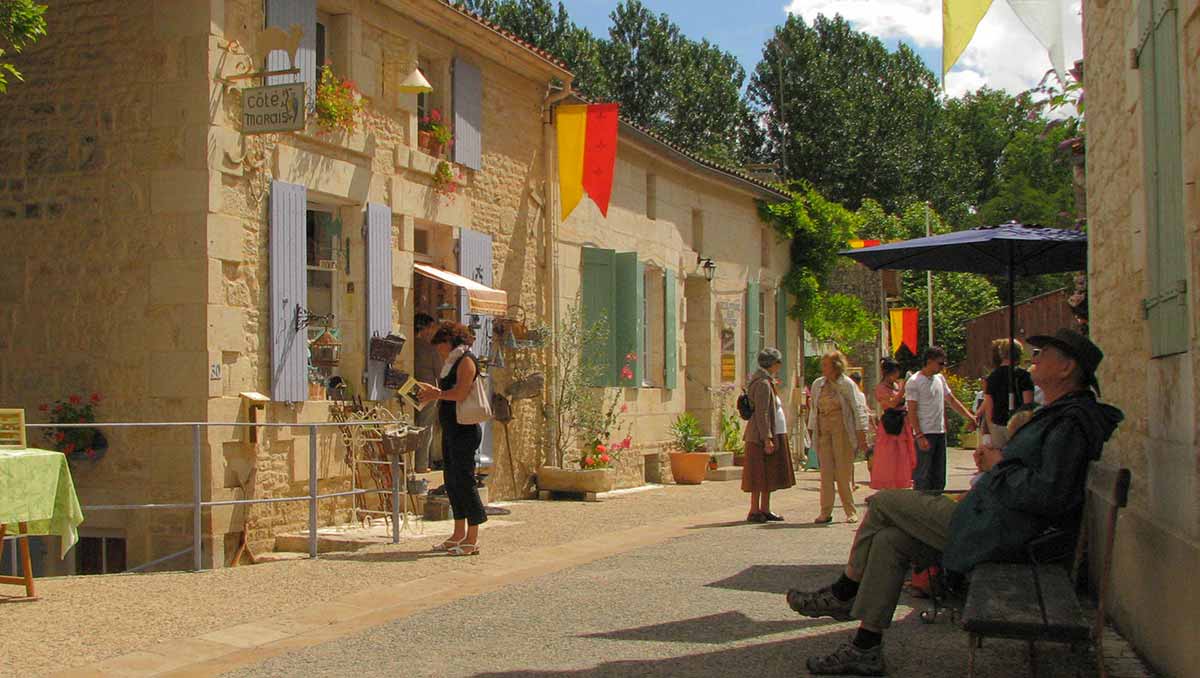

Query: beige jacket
[807,374,869,442]
[742,369,779,445]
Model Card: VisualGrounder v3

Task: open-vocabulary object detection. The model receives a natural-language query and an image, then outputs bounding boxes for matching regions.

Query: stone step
[710,452,735,467]
[253,551,309,563]
[705,466,743,481]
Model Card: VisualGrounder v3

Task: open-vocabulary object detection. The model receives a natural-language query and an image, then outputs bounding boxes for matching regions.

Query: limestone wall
[1084,1,1200,674]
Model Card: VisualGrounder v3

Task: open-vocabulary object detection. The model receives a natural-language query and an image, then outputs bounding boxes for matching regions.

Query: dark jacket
[943,391,1123,574]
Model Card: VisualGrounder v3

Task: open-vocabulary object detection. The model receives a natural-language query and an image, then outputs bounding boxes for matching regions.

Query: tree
[746,14,941,211]
[0,0,47,94]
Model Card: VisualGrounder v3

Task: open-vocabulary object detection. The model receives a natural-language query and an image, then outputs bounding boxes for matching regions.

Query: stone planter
[537,466,613,494]
[669,452,709,485]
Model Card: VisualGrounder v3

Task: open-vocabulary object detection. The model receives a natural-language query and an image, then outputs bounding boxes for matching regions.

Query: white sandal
[432,537,465,552]
[447,543,480,557]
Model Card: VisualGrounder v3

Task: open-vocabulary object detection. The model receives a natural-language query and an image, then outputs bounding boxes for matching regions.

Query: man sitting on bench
[786,329,1123,676]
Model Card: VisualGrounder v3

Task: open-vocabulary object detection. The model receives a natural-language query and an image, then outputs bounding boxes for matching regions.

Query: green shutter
[664,268,678,389]
[582,247,617,385]
[776,289,789,384]
[746,280,760,379]
[1140,0,1189,357]
[614,253,644,386]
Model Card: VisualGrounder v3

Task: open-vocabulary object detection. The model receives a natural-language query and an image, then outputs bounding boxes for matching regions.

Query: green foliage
[314,64,363,134]
[668,412,706,453]
[0,0,47,94]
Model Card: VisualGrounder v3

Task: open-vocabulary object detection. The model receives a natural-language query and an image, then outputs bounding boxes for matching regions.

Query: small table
[0,448,84,598]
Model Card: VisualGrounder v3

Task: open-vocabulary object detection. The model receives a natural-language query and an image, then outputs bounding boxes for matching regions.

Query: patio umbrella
[839,221,1087,410]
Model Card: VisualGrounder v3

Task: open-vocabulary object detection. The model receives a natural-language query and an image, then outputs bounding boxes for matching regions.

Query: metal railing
[21,420,415,572]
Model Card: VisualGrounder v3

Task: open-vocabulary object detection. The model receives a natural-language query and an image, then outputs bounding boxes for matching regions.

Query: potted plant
[431,160,461,200]
[714,384,746,465]
[314,63,364,135]
[668,413,709,484]
[419,108,453,157]
[39,393,108,462]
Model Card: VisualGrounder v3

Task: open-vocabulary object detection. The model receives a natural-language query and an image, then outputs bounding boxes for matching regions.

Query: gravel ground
[0,466,841,678]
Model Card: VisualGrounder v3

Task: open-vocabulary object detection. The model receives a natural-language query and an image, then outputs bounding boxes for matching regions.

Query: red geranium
[64,442,75,454]
[595,444,607,453]
[600,454,611,464]
[90,392,101,403]
[621,366,634,380]
[69,394,81,405]
[583,456,594,467]
[38,403,49,412]
[620,435,632,450]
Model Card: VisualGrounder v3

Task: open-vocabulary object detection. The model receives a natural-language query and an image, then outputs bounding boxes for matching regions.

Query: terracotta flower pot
[427,139,445,157]
[418,130,432,153]
[669,452,709,485]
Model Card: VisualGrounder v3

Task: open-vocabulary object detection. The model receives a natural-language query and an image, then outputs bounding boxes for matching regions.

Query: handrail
[16,419,418,572]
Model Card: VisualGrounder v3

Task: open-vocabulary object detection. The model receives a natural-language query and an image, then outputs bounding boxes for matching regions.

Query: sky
[558,0,1083,98]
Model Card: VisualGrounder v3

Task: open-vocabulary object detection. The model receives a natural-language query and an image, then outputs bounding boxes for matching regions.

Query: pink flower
[625,352,638,362]
[69,394,81,405]
[621,367,634,380]
[620,404,628,413]
[583,456,594,467]
[64,442,75,454]
[600,454,611,464]
[85,449,96,460]
[620,435,632,450]
[54,432,65,442]
[430,109,442,122]
[596,444,607,453]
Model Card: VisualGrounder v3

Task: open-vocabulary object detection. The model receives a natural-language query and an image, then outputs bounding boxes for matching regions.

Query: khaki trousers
[816,419,857,517]
[847,490,959,629]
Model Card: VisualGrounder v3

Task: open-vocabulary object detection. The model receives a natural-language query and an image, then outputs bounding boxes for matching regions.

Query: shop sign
[721,354,737,383]
[242,83,305,133]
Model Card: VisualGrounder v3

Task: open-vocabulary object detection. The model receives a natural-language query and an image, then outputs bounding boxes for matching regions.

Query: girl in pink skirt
[870,358,916,489]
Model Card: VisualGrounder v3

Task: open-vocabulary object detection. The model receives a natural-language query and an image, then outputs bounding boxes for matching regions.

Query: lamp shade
[397,67,432,94]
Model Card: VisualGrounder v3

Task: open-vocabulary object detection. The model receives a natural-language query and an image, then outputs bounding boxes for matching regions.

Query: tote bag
[457,370,493,425]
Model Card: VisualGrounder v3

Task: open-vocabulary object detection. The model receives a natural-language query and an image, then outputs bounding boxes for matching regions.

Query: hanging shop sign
[242,83,305,133]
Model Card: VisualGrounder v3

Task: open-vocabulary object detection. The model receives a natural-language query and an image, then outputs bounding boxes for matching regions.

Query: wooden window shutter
[365,203,393,400]
[776,289,789,384]
[664,268,678,390]
[452,58,483,170]
[614,253,645,386]
[269,180,308,402]
[582,247,618,386]
[265,0,318,104]
[1139,0,1189,357]
[745,280,760,379]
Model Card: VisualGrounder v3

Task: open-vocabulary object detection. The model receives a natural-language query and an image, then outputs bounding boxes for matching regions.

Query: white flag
[1006,0,1068,82]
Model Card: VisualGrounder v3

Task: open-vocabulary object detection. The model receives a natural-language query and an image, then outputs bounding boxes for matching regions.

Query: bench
[961,462,1131,678]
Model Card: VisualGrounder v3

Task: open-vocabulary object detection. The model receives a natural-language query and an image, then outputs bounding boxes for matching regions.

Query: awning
[414,263,508,316]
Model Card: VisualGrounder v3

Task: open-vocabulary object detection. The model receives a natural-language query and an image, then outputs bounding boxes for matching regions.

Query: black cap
[1027,329,1103,392]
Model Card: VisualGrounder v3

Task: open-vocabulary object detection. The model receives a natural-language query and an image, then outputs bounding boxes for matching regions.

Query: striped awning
[413,263,508,316]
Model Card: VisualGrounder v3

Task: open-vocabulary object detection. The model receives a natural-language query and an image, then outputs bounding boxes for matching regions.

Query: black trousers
[442,423,487,526]
[912,433,947,491]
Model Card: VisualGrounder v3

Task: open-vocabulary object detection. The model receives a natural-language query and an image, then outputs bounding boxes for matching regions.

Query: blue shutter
[459,228,494,465]
[581,247,617,386]
[745,280,760,380]
[270,180,307,402]
[776,289,790,384]
[452,58,483,170]
[664,268,678,390]
[614,254,644,387]
[266,0,317,104]
[365,203,393,400]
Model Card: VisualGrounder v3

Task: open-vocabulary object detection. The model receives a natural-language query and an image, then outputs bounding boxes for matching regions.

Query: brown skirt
[742,434,797,493]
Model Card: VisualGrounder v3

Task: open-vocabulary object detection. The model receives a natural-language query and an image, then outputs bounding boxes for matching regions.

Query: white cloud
[783,0,1083,97]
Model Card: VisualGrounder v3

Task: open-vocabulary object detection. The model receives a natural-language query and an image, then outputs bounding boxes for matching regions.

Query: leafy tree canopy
[0,0,47,94]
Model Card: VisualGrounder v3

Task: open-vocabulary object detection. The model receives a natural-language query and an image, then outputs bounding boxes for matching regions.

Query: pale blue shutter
[365,203,393,400]
[614,254,644,387]
[266,0,317,104]
[270,180,307,402]
[581,247,617,386]
[1139,0,1188,357]
[452,58,483,170]
[664,269,678,390]
[776,289,789,383]
[459,228,494,465]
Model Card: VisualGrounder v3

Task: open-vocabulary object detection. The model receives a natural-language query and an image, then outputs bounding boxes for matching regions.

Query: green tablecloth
[0,448,84,557]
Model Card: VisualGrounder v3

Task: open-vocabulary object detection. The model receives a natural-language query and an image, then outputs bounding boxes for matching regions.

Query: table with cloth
[0,448,84,598]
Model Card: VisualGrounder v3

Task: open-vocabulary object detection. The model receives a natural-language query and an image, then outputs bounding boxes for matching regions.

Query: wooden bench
[961,462,1131,678]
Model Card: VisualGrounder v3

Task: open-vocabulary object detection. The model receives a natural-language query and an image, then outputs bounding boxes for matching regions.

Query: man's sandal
[447,543,480,557]
[786,586,855,621]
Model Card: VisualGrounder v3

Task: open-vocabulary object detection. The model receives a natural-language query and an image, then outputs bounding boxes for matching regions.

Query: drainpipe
[542,79,573,467]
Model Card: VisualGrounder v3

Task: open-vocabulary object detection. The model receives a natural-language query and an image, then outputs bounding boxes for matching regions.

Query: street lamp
[697,256,717,282]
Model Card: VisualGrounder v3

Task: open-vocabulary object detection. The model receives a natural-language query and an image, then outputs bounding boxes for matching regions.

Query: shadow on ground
[581,610,823,644]
[704,563,844,595]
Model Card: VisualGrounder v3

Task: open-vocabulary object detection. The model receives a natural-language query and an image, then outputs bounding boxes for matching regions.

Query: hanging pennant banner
[558,103,620,220]
[943,0,994,77]
[889,307,920,356]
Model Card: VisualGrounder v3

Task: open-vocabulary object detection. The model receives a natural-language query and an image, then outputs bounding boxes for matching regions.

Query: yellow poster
[721,354,737,383]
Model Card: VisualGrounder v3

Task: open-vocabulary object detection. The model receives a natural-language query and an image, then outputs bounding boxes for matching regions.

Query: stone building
[0,0,569,572]
[1084,0,1200,674]
[555,118,796,487]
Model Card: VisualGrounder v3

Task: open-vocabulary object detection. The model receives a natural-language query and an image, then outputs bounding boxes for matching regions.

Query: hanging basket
[381,426,421,456]
[383,365,407,390]
[369,333,406,362]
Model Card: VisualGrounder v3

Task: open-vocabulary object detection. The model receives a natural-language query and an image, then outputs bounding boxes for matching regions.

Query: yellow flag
[889,308,905,355]
[557,105,588,221]
[942,0,993,78]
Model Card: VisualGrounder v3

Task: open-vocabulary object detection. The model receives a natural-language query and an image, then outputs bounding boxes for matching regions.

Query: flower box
[537,466,613,494]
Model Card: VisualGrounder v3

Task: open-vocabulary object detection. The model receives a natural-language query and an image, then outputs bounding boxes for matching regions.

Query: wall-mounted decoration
[242,82,305,133]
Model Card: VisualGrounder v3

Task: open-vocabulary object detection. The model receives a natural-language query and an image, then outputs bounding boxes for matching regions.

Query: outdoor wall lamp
[697,256,717,282]
[397,45,432,94]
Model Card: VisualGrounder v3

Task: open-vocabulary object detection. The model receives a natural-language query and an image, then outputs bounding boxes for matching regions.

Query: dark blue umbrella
[840,221,1087,410]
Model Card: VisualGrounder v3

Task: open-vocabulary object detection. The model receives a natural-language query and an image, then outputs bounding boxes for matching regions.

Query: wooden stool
[0,522,37,599]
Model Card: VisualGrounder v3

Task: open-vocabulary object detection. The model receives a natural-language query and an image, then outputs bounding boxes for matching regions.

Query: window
[76,536,125,575]
[413,227,430,256]
[305,206,340,387]
[1138,0,1188,357]
[315,20,326,71]
[643,266,666,387]
[692,209,704,253]
[646,173,657,220]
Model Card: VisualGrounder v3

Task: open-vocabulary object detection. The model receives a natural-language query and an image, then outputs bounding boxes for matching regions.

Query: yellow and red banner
[847,239,882,249]
[889,307,919,356]
[558,103,619,220]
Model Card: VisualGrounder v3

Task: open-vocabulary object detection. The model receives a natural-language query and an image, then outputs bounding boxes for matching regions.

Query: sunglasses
[1031,348,1042,358]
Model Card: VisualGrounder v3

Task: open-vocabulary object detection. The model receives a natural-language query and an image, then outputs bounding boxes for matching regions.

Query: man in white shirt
[904,346,976,491]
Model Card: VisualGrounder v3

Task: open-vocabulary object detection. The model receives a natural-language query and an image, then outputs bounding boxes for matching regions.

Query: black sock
[831,574,860,602]
[853,628,882,649]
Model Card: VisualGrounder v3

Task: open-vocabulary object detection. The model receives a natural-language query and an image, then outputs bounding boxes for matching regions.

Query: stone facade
[1084,1,1200,675]
[556,126,797,484]
[0,0,568,569]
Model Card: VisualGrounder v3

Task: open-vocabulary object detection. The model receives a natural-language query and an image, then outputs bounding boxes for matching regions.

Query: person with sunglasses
[903,346,976,491]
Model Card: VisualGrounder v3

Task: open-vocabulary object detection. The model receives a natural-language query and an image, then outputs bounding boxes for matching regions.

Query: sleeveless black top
[438,350,479,432]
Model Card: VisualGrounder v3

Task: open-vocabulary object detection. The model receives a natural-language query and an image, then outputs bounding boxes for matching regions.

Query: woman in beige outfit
[806,350,869,523]
[742,348,797,522]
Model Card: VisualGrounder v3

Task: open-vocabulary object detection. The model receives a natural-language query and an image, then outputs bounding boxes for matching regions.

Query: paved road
[224,453,1098,678]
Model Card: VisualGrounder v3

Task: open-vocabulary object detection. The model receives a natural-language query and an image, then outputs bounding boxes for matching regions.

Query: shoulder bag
[456,354,493,425]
